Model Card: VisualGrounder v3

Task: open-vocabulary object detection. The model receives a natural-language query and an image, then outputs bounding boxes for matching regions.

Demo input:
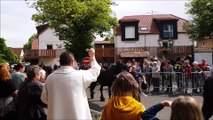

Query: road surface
[87,86,203,119]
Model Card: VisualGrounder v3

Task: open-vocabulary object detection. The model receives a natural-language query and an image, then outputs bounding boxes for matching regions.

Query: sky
[0,0,191,48]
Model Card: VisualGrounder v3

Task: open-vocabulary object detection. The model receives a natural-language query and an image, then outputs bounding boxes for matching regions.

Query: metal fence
[143,71,211,94]
[91,109,101,120]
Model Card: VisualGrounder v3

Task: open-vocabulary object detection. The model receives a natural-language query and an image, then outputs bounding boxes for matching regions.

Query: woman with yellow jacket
[100,71,145,120]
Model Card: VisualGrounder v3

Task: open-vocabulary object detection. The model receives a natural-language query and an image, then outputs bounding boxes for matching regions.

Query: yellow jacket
[100,96,145,120]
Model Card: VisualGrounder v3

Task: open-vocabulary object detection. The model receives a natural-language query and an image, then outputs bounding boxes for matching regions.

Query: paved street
[87,86,203,120]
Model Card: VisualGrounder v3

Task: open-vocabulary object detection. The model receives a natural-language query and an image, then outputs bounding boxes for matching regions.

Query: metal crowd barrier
[143,71,211,94]
[91,109,101,120]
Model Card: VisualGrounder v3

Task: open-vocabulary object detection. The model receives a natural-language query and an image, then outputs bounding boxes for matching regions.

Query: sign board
[82,57,90,65]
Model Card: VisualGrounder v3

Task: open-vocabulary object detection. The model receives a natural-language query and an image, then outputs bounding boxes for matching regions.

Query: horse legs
[100,85,105,101]
[90,82,97,99]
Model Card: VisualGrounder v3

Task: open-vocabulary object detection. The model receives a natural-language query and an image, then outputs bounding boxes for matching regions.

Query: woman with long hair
[100,71,145,120]
[171,96,204,120]
[142,96,204,120]
[0,63,17,120]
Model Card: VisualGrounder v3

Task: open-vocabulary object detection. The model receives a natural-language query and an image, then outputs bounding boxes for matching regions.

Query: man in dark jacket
[202,67,213,120]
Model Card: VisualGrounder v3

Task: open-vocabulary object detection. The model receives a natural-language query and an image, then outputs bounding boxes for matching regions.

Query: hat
[193,61,198,65]
[207,66,213,71]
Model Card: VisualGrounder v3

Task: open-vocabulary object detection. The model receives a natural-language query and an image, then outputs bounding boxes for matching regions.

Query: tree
[104,36,114,43]
[23,34,37,51]
[185,0,213,41]
[31,0,118,61]
[0,38,20,64]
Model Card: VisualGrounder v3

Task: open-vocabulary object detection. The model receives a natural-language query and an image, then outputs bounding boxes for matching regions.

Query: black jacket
[202,73,213,120]
[16,80,47,120]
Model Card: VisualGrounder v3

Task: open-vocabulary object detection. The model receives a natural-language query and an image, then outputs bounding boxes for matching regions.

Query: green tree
[23,34,37,51]
[31,0,118,61]
[186,0,213,41]
[0,38,20,64]
[104,36,114,43]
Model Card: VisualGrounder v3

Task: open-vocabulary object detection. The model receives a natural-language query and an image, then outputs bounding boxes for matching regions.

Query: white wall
[39,58,60,67]
[38,28,63,67]
[38,28,64,49]
[173,33,193,46]
[115,33,192,48]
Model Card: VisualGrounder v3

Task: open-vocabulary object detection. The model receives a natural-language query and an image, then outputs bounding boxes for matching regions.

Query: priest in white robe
[41,49,101,120]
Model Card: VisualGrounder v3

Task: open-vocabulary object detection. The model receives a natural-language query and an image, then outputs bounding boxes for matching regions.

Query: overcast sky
[0,0,191,48]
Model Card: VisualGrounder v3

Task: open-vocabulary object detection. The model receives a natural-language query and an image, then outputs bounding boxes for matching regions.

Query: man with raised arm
[41,49,101,120]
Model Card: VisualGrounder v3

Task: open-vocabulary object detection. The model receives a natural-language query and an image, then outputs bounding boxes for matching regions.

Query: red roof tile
[119,19,139,23]
[116,14,187,35]
[10,48,23,56]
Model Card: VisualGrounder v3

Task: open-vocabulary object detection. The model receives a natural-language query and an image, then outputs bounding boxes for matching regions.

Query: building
[24,24,115,66]
[194,36,213,65]
[24,24,64,66]
[114,14,193,61]
[95,41,114,63]
[10,48,24,62]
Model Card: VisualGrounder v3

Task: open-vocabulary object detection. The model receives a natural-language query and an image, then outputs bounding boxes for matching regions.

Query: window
[121,21,139,41]
[125,26,135,39]
[163,24,173,38]
[47,44,53,49]
[140,27,148,31]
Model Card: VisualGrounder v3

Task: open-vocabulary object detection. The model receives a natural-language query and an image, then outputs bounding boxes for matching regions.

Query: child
[100,71,145,120]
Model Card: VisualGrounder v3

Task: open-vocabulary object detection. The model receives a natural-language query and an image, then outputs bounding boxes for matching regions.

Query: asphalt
[87,86,203,120]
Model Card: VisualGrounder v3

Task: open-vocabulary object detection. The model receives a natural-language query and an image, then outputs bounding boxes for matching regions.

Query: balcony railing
[24,49,64,59]
[168,46,193,54]
[116,46,193,57]
[95,48,114,57]
[194,47,213,52]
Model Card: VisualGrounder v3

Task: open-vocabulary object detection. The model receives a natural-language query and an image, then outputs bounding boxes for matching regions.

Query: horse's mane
[97,63,126,86]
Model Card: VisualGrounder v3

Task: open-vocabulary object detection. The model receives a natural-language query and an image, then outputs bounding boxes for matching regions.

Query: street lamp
[157,37,174,48]
[157,37,174,58]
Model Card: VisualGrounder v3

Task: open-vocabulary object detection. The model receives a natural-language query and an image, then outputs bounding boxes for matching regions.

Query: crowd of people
[0,49,213,120]
[0,62,48,120]
[120,57,211,94]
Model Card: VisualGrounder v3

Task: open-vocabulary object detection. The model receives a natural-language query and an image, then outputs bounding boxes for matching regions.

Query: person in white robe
[41,49,101,120]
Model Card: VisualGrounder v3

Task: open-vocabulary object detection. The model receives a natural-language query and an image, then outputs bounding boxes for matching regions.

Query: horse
[90,62,126,101]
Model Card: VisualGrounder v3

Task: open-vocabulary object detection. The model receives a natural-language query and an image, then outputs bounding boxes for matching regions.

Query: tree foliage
[104,36,114,43]
[0,38,20,64]
[31,0,118,61]
[185,0,213,41]
[23,34,37,51]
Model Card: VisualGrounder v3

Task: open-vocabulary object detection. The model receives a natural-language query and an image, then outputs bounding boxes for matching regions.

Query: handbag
[0,96,16,116]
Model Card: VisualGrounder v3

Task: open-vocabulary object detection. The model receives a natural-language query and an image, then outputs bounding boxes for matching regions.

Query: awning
[120,51,150,58]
